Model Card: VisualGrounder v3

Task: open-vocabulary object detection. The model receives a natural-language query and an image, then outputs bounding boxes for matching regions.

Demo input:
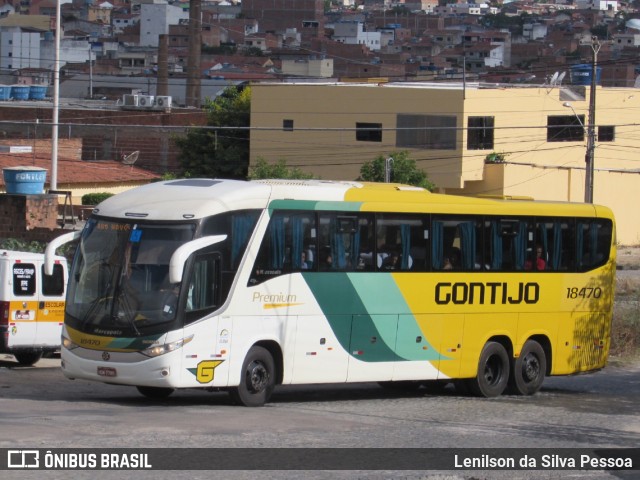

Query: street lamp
[563,101,595,203]
[384,157,393,183]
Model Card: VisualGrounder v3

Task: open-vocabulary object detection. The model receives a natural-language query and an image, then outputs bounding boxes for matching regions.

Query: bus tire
[230,346,275,407]
[14,352,43,366]
[469,341,510,398]
[136,386,175,399]
[509,340,546,395]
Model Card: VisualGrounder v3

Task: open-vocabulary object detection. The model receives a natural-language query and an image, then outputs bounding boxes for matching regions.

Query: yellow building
[250,81,640,245]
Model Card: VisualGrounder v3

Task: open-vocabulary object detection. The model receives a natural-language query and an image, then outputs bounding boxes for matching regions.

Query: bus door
[291,314,349,384]
[347,314,396,382]
[405,313,464,381]
[35,261,66,347]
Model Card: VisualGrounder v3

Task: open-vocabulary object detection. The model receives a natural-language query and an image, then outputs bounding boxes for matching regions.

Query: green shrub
[0,238,46,253]
[610,300,640,359]
[82,192,114,205]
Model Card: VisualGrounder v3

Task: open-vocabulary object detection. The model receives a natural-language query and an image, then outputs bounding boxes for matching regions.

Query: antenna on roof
[121,151,139,166]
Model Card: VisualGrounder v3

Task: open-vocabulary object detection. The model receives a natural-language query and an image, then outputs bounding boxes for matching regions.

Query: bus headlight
[62,335,79,351]
[140,335,193,358]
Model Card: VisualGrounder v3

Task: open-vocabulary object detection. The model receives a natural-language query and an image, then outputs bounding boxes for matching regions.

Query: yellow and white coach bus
[45,179,615,406]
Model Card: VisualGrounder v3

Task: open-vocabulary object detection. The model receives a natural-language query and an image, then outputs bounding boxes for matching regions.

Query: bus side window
[432,217,477,271]
[250,211,316,284]
[184,252,220,325]
[319,213,369,271]
[577,220,612,271]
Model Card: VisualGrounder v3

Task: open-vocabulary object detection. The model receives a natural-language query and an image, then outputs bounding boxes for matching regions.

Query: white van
[0,250,68,366]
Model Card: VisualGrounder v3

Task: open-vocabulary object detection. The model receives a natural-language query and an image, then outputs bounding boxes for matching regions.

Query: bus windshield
[66,219,196,336]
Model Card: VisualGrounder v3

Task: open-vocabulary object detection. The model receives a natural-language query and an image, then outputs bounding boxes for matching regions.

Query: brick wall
[0,193,67,244]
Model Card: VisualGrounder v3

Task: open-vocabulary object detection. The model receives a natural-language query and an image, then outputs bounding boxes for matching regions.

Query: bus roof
[93,178,612,221]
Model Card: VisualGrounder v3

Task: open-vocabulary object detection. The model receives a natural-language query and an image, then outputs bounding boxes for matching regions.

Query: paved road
[0,354,638,480]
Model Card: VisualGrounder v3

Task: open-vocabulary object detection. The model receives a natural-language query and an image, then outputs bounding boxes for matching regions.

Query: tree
[359,151,435,191]
[248,158,315,180]
[174,86,251,179]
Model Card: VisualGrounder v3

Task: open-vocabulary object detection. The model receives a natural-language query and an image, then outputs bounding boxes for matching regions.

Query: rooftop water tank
[29,85,47,100]
[570,64,602,86]
[10,85,30,100]
[2,167,47,195]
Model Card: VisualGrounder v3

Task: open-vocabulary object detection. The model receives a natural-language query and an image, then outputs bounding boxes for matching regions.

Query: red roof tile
[0,151,160,188]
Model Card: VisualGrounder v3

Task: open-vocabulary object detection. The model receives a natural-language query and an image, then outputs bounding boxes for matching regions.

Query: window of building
[396,114,456,150]
[356,122,382,142]
[547,115,584,142]
[467,116,494,150]
[283,119,294,131]
[598,125,615,142]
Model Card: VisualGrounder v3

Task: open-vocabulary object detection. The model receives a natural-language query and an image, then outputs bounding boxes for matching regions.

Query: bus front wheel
[469,341,510,398]
[509,340,546,395]
[136,386,175,399]
[230,346,275,407]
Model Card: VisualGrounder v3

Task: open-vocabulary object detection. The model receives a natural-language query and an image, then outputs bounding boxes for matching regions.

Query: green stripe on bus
[268,200,363,212]
[302,272,440,362]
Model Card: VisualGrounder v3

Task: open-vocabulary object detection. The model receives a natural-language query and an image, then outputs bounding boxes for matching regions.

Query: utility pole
[583,36,601,204]
[186,0,202,108]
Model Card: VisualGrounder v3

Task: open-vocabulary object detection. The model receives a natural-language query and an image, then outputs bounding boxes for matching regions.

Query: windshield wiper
[80,263,114,329]
[111,287,142,337]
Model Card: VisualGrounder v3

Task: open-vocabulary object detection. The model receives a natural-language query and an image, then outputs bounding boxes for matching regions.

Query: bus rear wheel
[509,340,546,395]
[136,386,175,399]
[230,346,275,407]
[14,352,43,366]
[469,341,510,398]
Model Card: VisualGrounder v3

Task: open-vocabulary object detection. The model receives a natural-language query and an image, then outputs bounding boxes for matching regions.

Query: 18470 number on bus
[566,287,603,299]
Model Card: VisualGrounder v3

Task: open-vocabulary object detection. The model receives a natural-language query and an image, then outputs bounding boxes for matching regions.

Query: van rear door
[35,261,66,347]
[8,259,39,348]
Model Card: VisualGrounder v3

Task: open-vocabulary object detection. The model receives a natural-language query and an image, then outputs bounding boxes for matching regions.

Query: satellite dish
[121,151,139,165]
[549,71,559,86]
[635,75,640,89]
[557,71,566,85]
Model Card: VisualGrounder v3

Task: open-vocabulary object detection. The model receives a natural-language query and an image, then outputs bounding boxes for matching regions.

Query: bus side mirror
[169,235,227,284]
[45,231,81,275]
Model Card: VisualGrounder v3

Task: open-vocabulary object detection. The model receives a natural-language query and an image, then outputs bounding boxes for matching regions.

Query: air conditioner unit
[138,95,154,108]
[153,96,172,109]
[123,94,139,106]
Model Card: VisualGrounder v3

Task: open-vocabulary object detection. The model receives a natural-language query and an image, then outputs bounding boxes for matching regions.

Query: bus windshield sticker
[129,229,142,243]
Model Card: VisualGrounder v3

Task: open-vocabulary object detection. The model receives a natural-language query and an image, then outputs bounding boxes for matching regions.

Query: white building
[139,0,189,47]
[0,27,41,70]
[613,33,640,48]
[281,58,334,77]
[40,38,92,71]
[575,0,617,11]
[485,43,505,68]
[333,21,382,52]
[523,23,548,41]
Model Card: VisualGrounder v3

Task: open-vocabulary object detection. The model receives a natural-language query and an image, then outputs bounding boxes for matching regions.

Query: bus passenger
[525,245,546,271]
[381,251,399,270]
